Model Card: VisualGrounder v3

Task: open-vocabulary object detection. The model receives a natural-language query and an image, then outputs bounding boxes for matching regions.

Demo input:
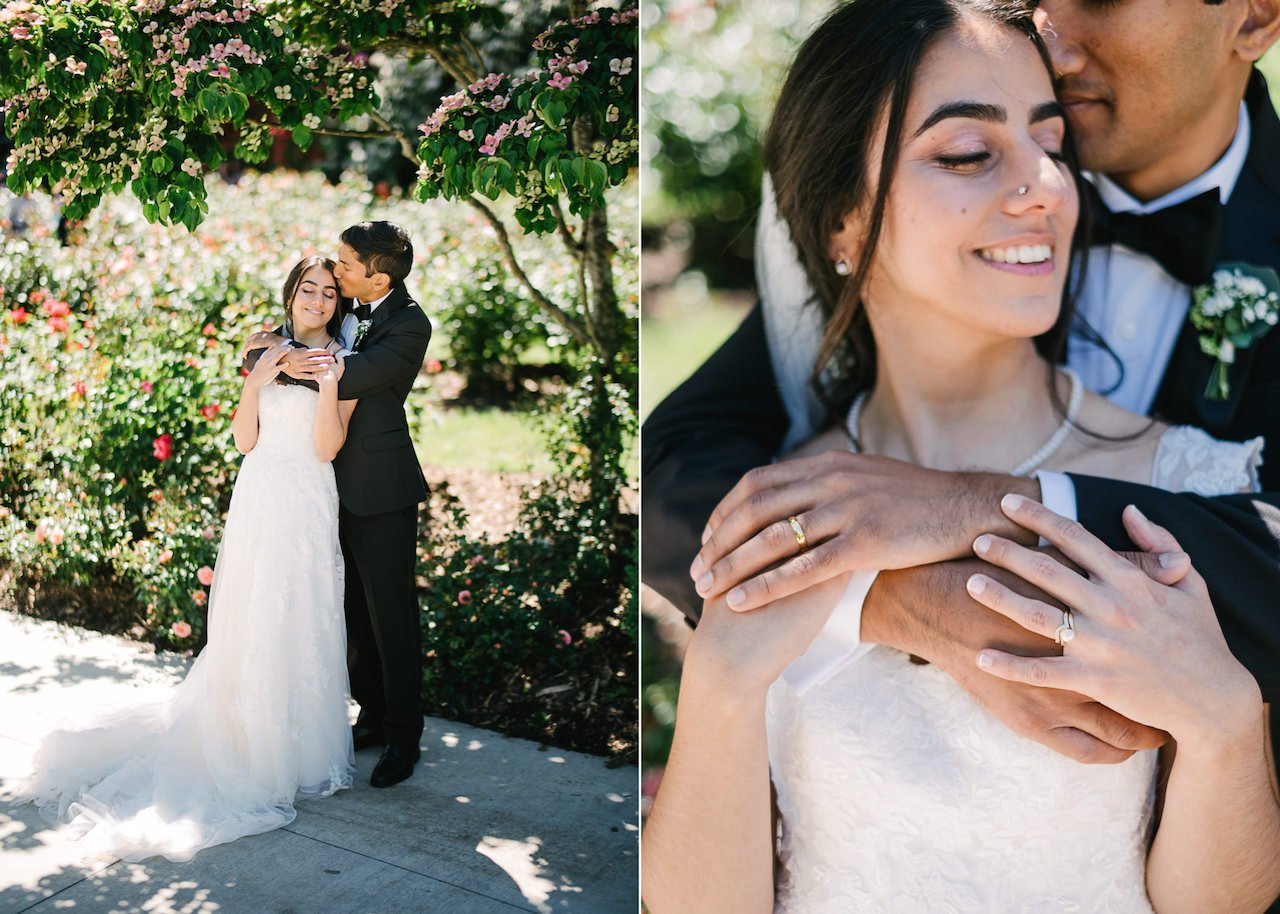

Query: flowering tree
[1,0,638,514]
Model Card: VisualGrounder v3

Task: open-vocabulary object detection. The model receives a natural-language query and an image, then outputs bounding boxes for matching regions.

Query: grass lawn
[415,405,554,474]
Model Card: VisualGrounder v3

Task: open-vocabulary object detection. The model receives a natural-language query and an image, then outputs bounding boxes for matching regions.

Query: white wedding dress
[23,382,355,862]
[766,426,1264,913]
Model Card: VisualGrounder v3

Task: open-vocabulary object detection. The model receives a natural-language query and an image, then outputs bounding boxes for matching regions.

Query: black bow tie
[353,303,372,322]
[1086,184,1222,287]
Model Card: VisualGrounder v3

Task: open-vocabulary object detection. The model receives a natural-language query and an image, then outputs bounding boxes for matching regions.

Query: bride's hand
[966,495,1262,744]
[317,354,345,387]
[246,343,292,389]
[683,574,848,697]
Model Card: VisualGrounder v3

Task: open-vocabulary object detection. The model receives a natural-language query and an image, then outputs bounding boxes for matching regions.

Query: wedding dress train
[23,383,355,862]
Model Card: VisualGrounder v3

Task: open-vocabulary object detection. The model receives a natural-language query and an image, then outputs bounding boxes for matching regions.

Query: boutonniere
[351,318,373,350]
[1189,263,1280,401]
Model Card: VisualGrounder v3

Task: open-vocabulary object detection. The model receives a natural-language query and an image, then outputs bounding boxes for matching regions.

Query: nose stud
[1017,185,1030,196]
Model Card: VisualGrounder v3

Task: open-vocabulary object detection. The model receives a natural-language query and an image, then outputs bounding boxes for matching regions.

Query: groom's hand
[863,559,1170,763]
[691,451,1041,611]
[280,348,336,381]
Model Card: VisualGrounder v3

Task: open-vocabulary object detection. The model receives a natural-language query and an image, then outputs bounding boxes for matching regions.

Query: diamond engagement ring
[787,515,808,553]
[1054,608,1075,645]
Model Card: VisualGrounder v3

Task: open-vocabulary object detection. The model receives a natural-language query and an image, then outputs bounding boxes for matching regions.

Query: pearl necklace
[844,368,1083,477]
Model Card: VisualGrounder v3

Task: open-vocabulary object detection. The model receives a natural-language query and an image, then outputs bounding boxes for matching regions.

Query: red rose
[202,323,217,336]
[425,358,443,374]
[48,315,68,333]
[152,434,174,461]
[7,307,28,325]
[200,404,221,420]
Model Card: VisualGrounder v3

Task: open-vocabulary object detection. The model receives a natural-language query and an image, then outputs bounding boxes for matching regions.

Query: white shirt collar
[355,289,393,313]
[1091,100,1250,215]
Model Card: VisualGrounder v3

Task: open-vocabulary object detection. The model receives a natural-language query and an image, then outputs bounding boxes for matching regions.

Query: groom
[257,221,431,789]
[644,0,1280,764]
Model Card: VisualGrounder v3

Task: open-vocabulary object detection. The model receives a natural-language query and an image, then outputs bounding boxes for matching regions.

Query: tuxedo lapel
[1152,71,1280,433]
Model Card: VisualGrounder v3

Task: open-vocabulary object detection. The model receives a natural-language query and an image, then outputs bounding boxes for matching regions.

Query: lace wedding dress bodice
[24,383,354,862]
[766,425,1263,913]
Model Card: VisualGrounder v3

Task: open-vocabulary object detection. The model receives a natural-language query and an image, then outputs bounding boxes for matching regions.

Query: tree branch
[464,194,592,349]
[368,111,421,166]
[549,197,581,254]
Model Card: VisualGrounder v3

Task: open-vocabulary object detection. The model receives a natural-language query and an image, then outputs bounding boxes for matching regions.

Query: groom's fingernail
[973,535,992,555]
[690,555,705,579]
[1158,551,1188,569]
[966,575,986,596]
[727,588,746,609]
[695,572,713,595]
[976,653,993,669]
[1001,493,1025,512]
[701,525,712,544]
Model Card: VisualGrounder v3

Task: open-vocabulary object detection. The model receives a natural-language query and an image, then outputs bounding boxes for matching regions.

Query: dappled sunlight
[438,731,485,751]
[475,835,584,912]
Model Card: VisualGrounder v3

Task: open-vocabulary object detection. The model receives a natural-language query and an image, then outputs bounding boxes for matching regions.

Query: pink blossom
[158,549,173,564]
[547,72,574,91]
[10,25,30,39]
[64,58,87,76]
[140,380,153,394]
[49,528,63,546]
[152,433,173,461]
[557,629,572,646]
[191,589,207,606]
[458,590,473,605]
[170,620,192,639]
[196,565,214,586]
[34,524,46,543]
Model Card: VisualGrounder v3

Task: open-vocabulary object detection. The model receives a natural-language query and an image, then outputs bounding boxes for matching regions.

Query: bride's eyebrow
[912,99,1063,137]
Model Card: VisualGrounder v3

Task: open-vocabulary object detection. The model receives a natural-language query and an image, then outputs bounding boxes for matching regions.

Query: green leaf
[292,125,313,149]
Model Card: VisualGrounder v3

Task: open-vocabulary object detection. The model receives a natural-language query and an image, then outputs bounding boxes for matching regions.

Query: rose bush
[0,171,636,675]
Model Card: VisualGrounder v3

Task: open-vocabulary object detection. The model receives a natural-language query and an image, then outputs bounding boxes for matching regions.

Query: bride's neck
[293,328,331,349]
[857,329,1061,474]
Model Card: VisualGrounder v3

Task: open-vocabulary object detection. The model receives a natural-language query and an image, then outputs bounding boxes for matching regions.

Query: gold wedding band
[1054,608,1075,646]
[787,515,808,553]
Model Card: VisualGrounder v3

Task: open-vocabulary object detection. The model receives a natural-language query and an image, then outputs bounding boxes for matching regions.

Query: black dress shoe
[370,745,420,788]
[352,724,388,752]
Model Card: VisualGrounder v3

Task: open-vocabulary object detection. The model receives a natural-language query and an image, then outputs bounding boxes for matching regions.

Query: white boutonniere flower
[352,318,373,350]
[1190,263,1280,401]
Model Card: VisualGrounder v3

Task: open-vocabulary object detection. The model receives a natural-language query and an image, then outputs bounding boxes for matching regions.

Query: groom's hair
[340,221,413,285]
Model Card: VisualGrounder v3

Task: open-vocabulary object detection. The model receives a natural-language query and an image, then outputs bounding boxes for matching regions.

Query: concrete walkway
[0,611,638,914]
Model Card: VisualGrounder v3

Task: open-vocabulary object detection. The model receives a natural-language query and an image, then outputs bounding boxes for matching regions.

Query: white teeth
[979,244,1052,264]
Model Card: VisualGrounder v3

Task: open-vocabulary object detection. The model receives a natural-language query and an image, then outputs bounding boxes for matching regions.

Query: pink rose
[49,528,63,546]
[192,589,207,606]
[152,433,173,461]
[458,590,472,605]
[158,549,173,564]
[196,565,214,586]
[170,620,192,639]
[140,380,153,393]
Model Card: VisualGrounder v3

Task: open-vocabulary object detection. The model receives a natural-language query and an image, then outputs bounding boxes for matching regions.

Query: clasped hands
[243,331,336,383]
[690,451,1246,762]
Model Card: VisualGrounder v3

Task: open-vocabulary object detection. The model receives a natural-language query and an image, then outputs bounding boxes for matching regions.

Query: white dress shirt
[339,289,392,349]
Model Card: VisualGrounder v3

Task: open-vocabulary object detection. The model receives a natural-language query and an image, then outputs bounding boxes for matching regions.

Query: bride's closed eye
[935,151,990,172]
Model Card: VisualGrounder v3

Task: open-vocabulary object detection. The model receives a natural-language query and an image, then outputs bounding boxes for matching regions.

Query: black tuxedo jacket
[642,72,1280,703]
[333,283,431,516]
[249,282,431,517]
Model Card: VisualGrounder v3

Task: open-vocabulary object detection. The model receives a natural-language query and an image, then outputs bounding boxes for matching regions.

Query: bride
[642,1,1280,912]
[21,255,357,862]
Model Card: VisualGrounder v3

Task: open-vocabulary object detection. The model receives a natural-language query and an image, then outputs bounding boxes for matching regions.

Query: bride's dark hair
[282,255,345,344]
[764,0,1093,423]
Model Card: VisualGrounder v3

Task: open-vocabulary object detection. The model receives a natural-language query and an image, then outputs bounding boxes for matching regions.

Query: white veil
[756,172,829,452]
